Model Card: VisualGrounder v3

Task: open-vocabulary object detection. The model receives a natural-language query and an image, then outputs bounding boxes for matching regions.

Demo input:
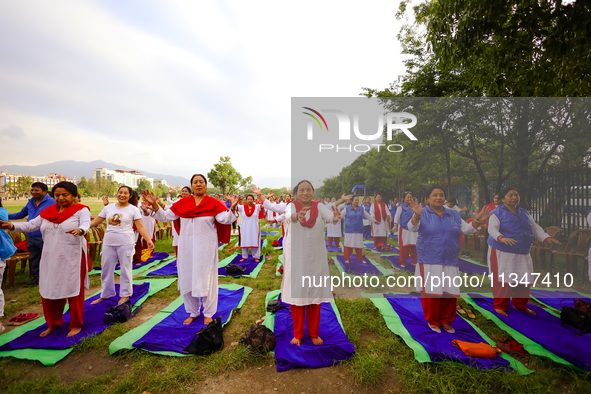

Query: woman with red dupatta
[142,174,238,325]
[236,194,263,262]
[0,182,91,337]
[369,193,391,247]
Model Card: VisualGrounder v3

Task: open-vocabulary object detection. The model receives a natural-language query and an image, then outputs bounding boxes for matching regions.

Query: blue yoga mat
[325,240,342,253]
[93,252,169,271]
[218,254,261,277]
[262,231,278,236]
[335,255,382,276]
[0,283,149,351]
[364,242,399,253]
[457,258,489,275]
[146,259,178,277]
[468,293,591,372]
[132,287,245,354]
[384,294,512,370]
[530,289,591,311]
[272,237,283,248]
[273,298,355,372]
[381,255,415,273]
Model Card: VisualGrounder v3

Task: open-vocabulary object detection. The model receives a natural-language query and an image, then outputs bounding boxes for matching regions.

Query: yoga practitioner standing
[407,186,491,333]
[89,186,154,306]
[392,192,418,268]
[236,194,263,262]
[325,194,350,248]
[142,175,238,325]
[1,182,91,337]
[487,187,560,316]
[370,194,391,247]
[341,195,375,263]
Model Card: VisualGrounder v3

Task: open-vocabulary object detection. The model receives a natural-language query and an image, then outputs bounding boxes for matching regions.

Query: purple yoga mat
[385,294,512,370]
[335,255,383,276]
[325,239,342,252]
[218,254,261,277]
[0,283,150,351]
[530,289,591,311]
[364,242,399,253]
[93,252,169,271]
[381,255,415,273]
[468,293,591,372]
[146,259,178,277]
[457,258,488,275]
[273,297,355,372]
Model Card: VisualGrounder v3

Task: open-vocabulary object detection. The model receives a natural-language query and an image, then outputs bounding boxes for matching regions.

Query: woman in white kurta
[260,182,340,346]
[236,194,263,261]
[341,196,376,262]
[486,187,560,316]
[393,192,418,267]
[165,187,192,254]
[1,182,91,337]
[143,174,238,325]
[325,195,350,248]
[370,194,391,247]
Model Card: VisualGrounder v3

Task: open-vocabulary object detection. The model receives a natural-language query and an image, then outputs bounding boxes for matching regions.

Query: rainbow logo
[302,107,329,131]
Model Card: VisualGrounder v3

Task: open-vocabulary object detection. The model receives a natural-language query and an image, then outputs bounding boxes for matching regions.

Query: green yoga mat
[369,295,532,375]
[529,288,591,313]
[0,278,176,366]
[88,254,174,276]
[109,283,252,357]
[276,255,283,277]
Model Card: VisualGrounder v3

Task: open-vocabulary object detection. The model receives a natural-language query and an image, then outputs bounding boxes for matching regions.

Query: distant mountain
[0,160,190,187]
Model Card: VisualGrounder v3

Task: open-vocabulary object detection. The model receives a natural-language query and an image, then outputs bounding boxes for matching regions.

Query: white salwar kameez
[486,213,550,285]
[12,209,91,299]
[153,207,236,318]
[394,206,418,246]
[370,203,391,237]
[326,203,346,238]
[407,218,479,296]
[340,206,375,249]
[237,204,262,259]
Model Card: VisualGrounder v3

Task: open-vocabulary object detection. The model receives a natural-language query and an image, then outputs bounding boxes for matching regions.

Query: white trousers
[242,247,261,259]
[183,293,217,318]
[100,244,134,299]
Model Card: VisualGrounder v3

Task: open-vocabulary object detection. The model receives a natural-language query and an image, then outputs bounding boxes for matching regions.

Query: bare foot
[40,326,59,337]
[495,308,508,317]
[203,317,213,325]
[522,308,536,315]
[240,258,247,262]
[442,324,455,334]
[183,316,195,325]
[90,298,105,305]
[117,297,129,305]
[254,259,260,263]
[311,336,324,345]
[290,337,302,346]
[401,264,406,268]
[67,327,82,337]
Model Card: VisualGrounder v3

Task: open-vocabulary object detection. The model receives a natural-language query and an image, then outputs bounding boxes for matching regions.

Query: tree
[156,184,169,198]
[207,156,253,196]
[135,180,153,195]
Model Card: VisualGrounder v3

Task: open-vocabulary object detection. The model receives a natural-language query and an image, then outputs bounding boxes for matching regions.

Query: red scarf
[170,195,232,243]
[257,201,265,219]
[244,203,256,217]
[374,201,387,221]
[292,201,320,228]
[39,203,89,223]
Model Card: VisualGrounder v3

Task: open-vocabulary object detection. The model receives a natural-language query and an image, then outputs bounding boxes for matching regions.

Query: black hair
[499,187,518,201]
[31,182,48,192]
[246,194,254,200]
[293,180,314,195]
[402,191,412,200]
[182,186,192,194]
[118,185,138,206]
[52,181,77,197]
[447,197,457,204]
[425,185,446,200]
[190,174,207,185]
[352,195,360,201]
[285,193,291,198]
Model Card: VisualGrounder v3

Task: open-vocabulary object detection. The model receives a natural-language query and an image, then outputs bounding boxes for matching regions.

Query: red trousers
[421,296,457,326]
[327,237,340,248]
[399,245,417,266]
[291,304,321,339]
[373,236,387,247]
[41,253,86,330]
[344,246,363,262]
[490,247,530,311]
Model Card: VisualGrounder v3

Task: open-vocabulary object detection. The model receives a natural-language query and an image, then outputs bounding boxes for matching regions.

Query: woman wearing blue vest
[487,187,560,316]
[341,196,377,263]
[393,192,418,268]
[408,186,491,333]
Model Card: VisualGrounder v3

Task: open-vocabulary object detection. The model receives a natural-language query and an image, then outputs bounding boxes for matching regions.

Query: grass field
[1,198,590,393]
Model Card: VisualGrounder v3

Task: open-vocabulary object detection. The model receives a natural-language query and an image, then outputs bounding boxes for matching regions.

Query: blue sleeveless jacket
[487,204,534,255]
[0,207,17,261]
[344,205,366,234]
[416,206,462,267]
[399,203,414,231]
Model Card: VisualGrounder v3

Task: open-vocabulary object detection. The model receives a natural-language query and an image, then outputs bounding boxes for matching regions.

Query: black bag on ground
[182,316,224,355]
[266,299,281,313]
[103,300,141,325]
[560,306,591,335]
[225,263,246,275]
[241,325,276,353]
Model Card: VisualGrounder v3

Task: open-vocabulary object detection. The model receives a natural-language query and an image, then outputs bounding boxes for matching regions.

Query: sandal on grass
[464,308,476,319]
[9,313,40,326]
[456,305,466,315]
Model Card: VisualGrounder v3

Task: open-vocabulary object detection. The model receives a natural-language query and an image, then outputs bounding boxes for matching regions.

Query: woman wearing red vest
[1,182,91,337]
[487,187,560,316]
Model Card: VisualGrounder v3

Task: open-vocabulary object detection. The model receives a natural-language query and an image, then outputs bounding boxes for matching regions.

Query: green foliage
[135,179,153,194]
[4,176,32,195]
[207,156,253,196]
[78,177,119,197]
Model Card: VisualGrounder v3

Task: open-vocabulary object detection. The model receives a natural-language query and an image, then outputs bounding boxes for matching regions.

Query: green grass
[1,224,591,393]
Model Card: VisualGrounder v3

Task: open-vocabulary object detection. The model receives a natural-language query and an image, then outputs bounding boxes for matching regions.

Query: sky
[0,0,408,188]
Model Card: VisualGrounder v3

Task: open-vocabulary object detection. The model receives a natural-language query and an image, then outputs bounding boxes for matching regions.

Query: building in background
[1,172,76,194]
[93,167,153,188]
[153,179,168,188]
